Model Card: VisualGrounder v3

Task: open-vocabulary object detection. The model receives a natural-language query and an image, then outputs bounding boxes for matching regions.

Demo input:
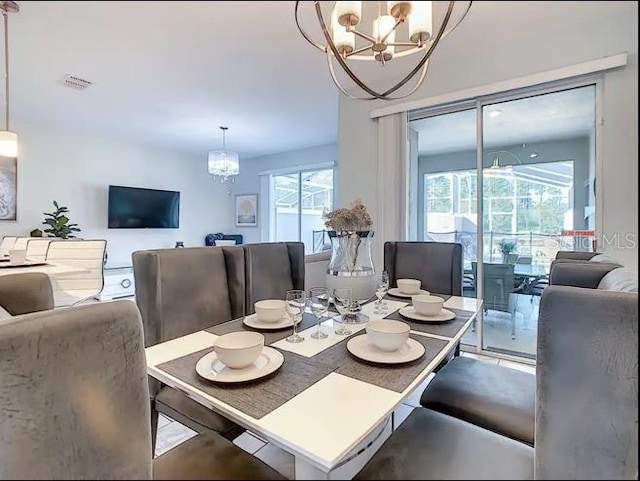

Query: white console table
[99,265,135,301]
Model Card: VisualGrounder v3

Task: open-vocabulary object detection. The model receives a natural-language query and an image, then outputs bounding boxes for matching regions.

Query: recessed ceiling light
[530,152,539,158]
[488,110,502,118]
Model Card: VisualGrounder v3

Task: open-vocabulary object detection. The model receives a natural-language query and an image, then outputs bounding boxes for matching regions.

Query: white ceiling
[8,2,622,161]
[11,1,339,160]
[411,86,596,155]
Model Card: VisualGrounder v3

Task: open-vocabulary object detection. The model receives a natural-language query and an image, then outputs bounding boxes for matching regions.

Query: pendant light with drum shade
[0,1,18,158]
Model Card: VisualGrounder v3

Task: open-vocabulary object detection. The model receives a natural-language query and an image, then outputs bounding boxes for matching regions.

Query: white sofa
[304,250,331,289]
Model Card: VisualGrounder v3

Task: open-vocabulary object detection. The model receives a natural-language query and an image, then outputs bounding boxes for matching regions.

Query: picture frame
[235,193,258,227]
[0,157,17,221]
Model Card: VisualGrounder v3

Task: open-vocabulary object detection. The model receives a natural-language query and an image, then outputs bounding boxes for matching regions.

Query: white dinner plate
[195,346,284,383]
[347,335,425,364]
[398,306,456,323]
[387,287,430,298]
[243,313,293,330]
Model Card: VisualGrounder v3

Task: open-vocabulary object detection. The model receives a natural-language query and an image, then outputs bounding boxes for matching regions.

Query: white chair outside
[25,238,53,262]
[0,236,16,256]
[46,239,107,307]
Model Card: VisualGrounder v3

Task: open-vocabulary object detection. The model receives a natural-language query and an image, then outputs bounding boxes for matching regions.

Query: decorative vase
[326,230,376,323]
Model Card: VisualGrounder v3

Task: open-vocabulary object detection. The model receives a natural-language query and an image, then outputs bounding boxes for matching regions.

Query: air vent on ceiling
[61,74,93,90]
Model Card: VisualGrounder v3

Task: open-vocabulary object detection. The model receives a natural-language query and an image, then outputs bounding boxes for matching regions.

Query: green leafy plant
[497,239,517,256]
[41,201,81,239]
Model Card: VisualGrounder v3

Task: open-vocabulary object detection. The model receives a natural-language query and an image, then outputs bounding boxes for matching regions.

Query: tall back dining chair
[243,242,305,313]
[25,238,52,262]
[11,236,34,251]
[384,241,463,296]
[133,246,246,450]
[45,239,106,307]
[0,301,283,480]
[0,236,16,256]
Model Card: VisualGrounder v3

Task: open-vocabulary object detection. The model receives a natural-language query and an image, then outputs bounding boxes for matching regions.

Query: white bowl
[412,295,444,316]
[254,299,287,323]
[366,319,410,352]
[397,278,421,294]
[213,332,265,369]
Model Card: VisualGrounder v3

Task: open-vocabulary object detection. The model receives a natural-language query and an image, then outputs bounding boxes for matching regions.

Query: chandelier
[295,1,472,101]
[0,1,18,158]
[208,126,239,183]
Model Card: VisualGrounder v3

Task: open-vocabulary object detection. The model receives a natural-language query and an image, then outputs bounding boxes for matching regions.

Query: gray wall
[337,2,638,268]
[228,143,338,244]
[416,137,591,239]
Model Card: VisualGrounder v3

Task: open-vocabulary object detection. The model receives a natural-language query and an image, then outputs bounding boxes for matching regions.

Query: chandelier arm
[380,1,455,97]
[294,1,327,53]
[327,51,431,102]
[349,27,376,45]
[441,1,473,39]
[345,44,376,58]
[315,1,388,99]
[380,16,405,44]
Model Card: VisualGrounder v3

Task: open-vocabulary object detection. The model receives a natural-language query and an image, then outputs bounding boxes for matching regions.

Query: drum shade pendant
[295,1,472,101]
[0,1,18,157]
[208,126,240,183]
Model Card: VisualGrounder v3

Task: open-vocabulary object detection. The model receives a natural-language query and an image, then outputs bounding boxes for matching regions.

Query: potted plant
[497,239,517,263]
[36,201,82,239]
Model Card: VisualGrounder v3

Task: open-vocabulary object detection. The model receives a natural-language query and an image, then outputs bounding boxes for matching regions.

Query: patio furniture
[0,300,283,480]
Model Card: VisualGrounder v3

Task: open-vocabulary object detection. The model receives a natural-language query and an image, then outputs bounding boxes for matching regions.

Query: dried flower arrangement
[323,199,372,232]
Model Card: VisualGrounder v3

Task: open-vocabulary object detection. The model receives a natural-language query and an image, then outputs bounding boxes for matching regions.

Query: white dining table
[146,295,482,480]
[0,262,88,277]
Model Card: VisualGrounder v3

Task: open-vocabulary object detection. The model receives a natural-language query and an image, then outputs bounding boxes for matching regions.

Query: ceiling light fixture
[0,0,18,158]
[487,150,523,171]
[295,1,472,101]
[488,109,502,118]
[530,152,539,158]
[208,126,239,183]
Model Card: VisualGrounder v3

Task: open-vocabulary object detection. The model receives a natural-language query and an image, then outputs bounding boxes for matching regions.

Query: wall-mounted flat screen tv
[108,185,180,229]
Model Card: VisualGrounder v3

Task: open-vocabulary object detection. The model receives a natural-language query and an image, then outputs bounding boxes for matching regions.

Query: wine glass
[332,287,353,336]
[373,272,388,314]
[285,290,306,343]
[309,287,329,340]
[379,271,390,312]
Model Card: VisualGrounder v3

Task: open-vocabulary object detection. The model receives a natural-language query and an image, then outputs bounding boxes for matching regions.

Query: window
[269,168,334,253]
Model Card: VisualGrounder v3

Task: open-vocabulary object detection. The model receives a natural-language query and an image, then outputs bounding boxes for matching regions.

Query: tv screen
[108,186,180,229]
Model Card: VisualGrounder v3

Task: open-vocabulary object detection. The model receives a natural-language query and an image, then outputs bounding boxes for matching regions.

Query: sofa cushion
[420,356,535,445]
[597,267,638,292]
[355,408,533,480]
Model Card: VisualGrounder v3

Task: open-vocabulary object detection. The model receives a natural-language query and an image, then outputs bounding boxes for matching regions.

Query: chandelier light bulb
[295,1,472,100]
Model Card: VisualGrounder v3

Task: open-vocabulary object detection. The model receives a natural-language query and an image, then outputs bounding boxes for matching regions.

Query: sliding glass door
[269,168,334,253]
[409,84,596,359]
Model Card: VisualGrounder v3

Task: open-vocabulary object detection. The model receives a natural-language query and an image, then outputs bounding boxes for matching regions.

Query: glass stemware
[332,287,353,336]
[309,287,329,340]
[373,271,390,314]
[285,289,306,343]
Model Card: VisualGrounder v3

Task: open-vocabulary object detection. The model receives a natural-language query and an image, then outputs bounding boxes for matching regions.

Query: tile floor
[154,351,535,479]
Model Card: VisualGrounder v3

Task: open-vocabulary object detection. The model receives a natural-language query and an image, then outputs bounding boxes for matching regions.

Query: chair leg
[150,400,159,457]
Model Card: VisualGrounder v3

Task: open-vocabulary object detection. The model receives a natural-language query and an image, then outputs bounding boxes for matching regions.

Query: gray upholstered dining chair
[242,242,305,314]
[0,272,54,315]
[356,285,638,479]
[383,241,463,296]
[0,300,283,480]
[133,246,246,451]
